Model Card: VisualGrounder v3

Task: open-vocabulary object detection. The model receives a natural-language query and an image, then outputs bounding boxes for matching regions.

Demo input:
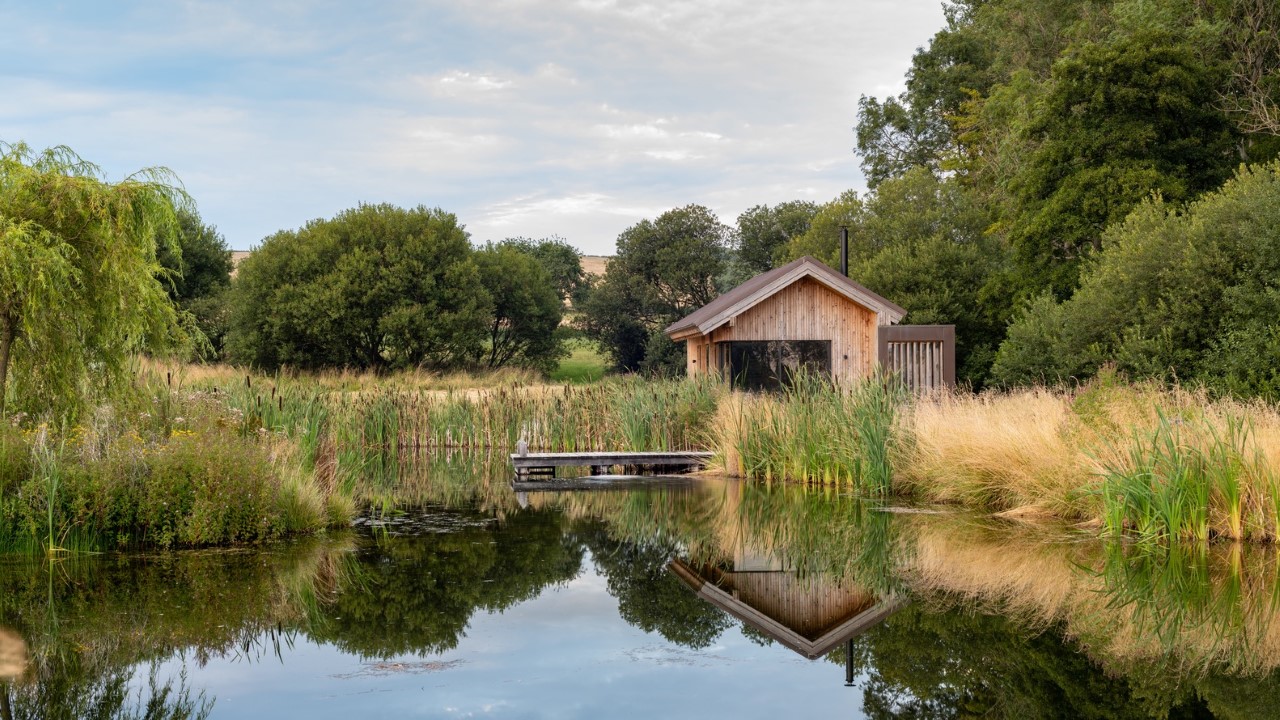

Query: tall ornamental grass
[898,376,1280,543]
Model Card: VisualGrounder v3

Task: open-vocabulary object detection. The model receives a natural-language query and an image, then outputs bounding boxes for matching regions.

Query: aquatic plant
[1097,411,1276,543]
[713,372,902,494]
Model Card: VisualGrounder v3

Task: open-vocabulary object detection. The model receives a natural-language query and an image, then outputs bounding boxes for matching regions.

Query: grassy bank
[7,359,1280,550]
[895,379,1280,543]
[0,365,723,551]
[702,369,1280,543]
[0,377,350,552]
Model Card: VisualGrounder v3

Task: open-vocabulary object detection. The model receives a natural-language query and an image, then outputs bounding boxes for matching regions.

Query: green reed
[729,373,903,494]
[1098,411,1270,544]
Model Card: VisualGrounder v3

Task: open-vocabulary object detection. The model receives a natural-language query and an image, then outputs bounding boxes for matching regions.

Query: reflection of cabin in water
[669,552,902,660]
[664,255,955,392]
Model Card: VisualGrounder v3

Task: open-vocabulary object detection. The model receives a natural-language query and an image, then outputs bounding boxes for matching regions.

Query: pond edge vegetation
[6,361,1280,552]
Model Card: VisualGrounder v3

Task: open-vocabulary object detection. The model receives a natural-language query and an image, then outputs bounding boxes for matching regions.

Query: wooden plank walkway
[510,451,713,481]
[511,476,705,492]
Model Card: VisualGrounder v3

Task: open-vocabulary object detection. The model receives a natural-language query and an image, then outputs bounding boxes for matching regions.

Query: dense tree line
[582,0,1280,395]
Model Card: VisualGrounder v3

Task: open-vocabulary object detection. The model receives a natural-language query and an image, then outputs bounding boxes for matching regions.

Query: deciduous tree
[497,236,588,305]
[992,162,1280,396]
[226,204,490,371]
[0,142,188,417]
[734,201,817,275]
[157,209,234,358]
[474,244,565,371]
[581,205,729,374]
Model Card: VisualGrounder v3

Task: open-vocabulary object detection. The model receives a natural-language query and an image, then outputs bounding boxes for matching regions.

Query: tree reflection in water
[0,665,209,720]
[6,454,1280,718]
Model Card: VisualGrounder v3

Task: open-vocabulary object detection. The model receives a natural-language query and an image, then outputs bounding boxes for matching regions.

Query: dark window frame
[726,340,832,392]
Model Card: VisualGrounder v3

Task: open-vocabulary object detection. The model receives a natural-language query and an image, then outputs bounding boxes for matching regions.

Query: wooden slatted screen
[876,325,955,392]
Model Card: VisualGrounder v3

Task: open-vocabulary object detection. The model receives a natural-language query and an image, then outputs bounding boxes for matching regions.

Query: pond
[2,458,1280,719]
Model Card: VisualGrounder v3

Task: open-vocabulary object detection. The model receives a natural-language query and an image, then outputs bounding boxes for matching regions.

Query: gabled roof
[669,559,905,660]
[664,256,906,339]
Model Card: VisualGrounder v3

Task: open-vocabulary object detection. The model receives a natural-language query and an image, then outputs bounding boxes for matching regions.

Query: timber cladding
[876,324,956,390]
[685,277,879,383]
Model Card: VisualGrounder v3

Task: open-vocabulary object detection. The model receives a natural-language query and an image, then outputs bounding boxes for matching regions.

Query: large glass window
[727,340,832,391]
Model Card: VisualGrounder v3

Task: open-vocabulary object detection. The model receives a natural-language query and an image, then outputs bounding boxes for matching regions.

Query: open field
[580,255,609,276]
[548,339,607,384]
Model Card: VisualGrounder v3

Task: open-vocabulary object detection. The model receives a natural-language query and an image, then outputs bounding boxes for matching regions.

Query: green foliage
[785,169,990,262]
[988,293,1080,386]
[474,244,565,372]
[1007,29,1239,295]
[734,201,817,274]
[780,189,862,264]
[842,0,1280,398]
[226,203,490,371]
[0,379,334,551]
[156,210,233,359]
[4,428,287,550]
[0,142,189,417]
[157,210,232,305]
[854,0,1002,187]
[993,162,1280,395]
[497,236,588,304]
[581,204,729,372]
[637,328,685,379]
[855,0,1088,189]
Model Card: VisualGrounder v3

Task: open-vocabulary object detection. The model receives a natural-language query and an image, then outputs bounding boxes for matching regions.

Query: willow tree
[0,142,189,417]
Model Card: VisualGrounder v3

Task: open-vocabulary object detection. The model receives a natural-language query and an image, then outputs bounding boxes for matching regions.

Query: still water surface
[2,462,1279,718]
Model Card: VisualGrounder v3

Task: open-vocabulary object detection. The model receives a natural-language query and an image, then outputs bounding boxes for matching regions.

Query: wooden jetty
[510,451,713,482]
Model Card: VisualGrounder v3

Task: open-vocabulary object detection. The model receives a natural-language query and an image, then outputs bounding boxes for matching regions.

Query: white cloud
[433,71,514,96]
[644,150,697,161]
[0,0,948,254]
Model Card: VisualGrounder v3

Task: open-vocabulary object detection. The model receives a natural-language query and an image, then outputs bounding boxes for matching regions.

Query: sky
[0,1,947,255]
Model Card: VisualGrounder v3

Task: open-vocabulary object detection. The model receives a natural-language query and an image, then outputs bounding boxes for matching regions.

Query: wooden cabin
[664,256,909,391]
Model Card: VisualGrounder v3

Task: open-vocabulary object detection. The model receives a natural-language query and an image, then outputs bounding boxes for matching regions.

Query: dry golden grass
[898,390,1087,517]
[710,393,751,477]
[896,379,1280,538]
[0,626,27,679]
[156,360,545,395]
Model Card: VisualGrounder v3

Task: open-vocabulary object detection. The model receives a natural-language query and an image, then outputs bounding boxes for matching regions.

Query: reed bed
[211,373,724,494]
[713,373,902,494]
[156,359,545,393]
[123,362,1280,547]
[895,380,1280,543]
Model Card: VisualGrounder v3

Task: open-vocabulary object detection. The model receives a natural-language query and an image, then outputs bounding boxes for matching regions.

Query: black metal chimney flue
[839,226,849,277]
[845,638,855,686]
